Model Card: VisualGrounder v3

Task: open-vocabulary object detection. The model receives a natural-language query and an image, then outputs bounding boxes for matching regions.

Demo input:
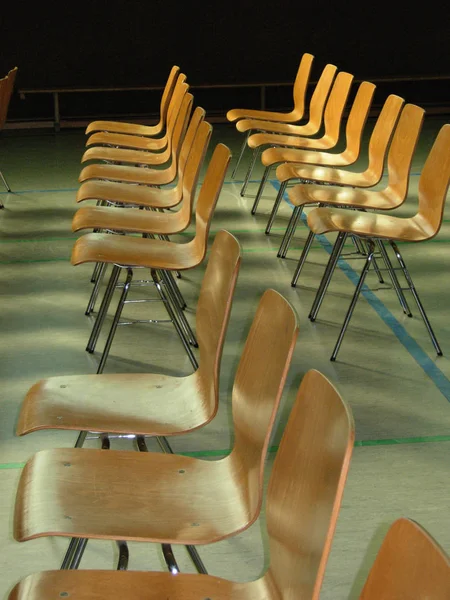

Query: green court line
[1,434,449,469]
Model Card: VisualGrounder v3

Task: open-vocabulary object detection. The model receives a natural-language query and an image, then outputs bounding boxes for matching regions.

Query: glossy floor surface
[0,114,449,598]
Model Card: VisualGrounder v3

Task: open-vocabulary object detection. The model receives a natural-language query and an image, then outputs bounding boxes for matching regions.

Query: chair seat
[86,131,168,151]
[289,183,404,210]
[79,163,175,186]
[9,569,271,600]
[85,120,163,137]
[277,162,374,187]
[72,205,189,235]
[71,233,199,270]
[227,107,299,123]
[14,448,251,544]
[259,136,339,165]
[307,207,434,241]
[76,180,181,209]
[237,118,318,136]
[17,371,213,437]
[81,145,170,166]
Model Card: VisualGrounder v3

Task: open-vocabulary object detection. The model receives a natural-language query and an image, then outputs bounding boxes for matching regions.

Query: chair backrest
[166,73,188,128]
[303,63,338,135]
[157,79,191,162]
[321,71,354,145]
[263,369,354,600]
[364,94,404,182]
[0,66,18,129]
[196,230,242,418]
[384,103,425,200]
[227,289,299,523]
[189,143,231,259]
[158,66,182,128]
[342,81,376,161]
[175,106,207,185]
[291,52,315,120]
[358,518,450,599]
[417,123,450,237]
[176,118,212,228]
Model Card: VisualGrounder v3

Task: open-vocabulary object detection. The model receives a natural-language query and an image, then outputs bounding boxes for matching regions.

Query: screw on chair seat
[10,366,356,600]
[85,65,181,138]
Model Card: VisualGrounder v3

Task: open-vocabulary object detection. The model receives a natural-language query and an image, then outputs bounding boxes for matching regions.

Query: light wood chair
[17,229,241,448]
[227,52,315,177]
[238,63,338,196]
[246,72,361,214]
[12,289,301,570]
[289,103,425,292]
[72,142,231,374]
[305,123,450,361]
[10,367,356,599]
[0,66,18,196]
[358,518,450,599]
[81,75,191,166]
[263,93,405,236]
[84,71,187,153]
[85,65,181,138]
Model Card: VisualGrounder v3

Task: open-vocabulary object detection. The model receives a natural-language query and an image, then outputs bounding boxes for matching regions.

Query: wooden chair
[85,65,181,138]
[246,72,362,214]
[81,75,191,166]
[12,289,300,567]
[78,85,192,186]
[72,142,231,374]
[17,229,240,448]
[305,123,450,361]
[238,63,338,196]
[263,94,405,236]
[289,103,425,292]
[10,367,356,599]
[358,518,450,599]
[0,66,18,196]
[227,52,315,177]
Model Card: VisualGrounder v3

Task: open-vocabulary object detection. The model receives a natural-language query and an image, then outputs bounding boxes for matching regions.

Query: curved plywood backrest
[291,52,315,120]
[385,103,425,199]
[176,119,212,226]
[190,143,231,259]
[166,74,188,127]
[228,289,299,521]
[321,71,354,145]
[264,369,354,600]
[166,91,193,167]
[0,66,18,129]
[159,65,181,124]
[176,106,207,183]
[417,123,450,237]
[196,230,242,414]
[305,63,338,134]
[366,94,404,180]
[343,81,376,160]
[359,518,450,599]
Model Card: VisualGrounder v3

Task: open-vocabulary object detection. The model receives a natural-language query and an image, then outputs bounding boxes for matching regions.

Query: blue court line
[0,187,79,195]
[270,180,450,403]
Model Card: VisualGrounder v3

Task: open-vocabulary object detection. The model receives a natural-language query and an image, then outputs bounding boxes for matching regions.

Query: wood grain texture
[236,63,337,138]
[0,66,18,128]
[13,289,299,544]
[17,230,241,436]
[307,124,450,241]
[10,369,355,600]
[84,66,181,137]
[226,52,314,124]
[359,518,450,599]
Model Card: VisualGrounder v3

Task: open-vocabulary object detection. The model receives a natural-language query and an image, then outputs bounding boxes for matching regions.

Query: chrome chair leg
[116,541,129,570]
[86,262,108,315]
[0,169,11,192]
[309,232,348,321]
[375,239,412,316]
[231,130,251,179]
[331,240,376,361]
[159,270,198,347]
[260,179,286,222]
[291,230,316,287]
[240,147,261,198]
[164,269,187,311]
[86,264,121,353]
[151,270,199,369]
[390,241,443,355]
[251,165,271,215]
[96,268,134,374]
[278,206,303,258]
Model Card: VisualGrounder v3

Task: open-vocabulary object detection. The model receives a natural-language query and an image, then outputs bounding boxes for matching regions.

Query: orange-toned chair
[0,66,18,197]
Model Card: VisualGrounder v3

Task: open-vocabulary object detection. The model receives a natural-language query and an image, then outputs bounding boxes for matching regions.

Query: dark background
[1,3,449,123]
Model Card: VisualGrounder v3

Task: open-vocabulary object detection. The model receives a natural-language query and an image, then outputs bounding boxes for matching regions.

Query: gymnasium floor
[0,113,449,597]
